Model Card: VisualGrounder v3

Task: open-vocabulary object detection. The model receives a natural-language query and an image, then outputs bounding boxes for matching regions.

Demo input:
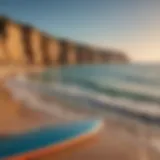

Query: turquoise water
[29,64,160,124]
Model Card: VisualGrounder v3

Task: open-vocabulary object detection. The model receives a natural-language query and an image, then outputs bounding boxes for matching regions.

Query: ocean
[25,64,160,125]
[7,64,160,125]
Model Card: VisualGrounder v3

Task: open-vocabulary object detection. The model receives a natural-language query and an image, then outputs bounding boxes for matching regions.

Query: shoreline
[0,68,160,160]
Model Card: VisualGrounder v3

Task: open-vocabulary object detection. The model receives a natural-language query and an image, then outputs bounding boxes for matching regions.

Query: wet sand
[0,69,160,160]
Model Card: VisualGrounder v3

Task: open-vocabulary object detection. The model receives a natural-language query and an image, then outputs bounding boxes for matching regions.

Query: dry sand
[0,68,160,160]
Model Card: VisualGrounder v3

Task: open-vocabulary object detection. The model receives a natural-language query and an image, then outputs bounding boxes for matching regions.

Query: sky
[0,0,159,62]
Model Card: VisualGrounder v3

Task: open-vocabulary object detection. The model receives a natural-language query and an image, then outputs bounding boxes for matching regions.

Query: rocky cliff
[0,16,129,66]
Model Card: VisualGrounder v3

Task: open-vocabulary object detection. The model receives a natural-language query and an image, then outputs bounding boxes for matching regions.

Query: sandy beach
[0,68,160,160]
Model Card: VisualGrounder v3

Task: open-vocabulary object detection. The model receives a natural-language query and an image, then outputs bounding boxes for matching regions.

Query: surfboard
[0,120,103,160]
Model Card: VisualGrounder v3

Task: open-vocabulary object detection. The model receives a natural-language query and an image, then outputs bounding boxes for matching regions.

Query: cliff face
[0,16,129,66]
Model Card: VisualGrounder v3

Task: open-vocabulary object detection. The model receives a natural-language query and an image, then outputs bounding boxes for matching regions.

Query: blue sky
[0,0,159,62]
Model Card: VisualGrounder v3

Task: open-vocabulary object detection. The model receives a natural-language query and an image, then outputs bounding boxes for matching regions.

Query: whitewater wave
[49,76,160,104]
[6,79,89,121]
[99,79,160,98]
[6,76,160,125]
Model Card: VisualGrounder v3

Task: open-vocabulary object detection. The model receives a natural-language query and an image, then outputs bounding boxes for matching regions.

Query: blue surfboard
[0,120,102,160]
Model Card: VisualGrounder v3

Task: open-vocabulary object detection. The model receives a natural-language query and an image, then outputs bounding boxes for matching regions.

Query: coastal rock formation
[0,16,129,66]
[5,21,27,65]
[30,29,44,65]
[48,38,60,66]
[0,38,6,64]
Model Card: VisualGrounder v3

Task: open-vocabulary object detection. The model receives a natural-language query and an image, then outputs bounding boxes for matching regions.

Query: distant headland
[0,16,129,66]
